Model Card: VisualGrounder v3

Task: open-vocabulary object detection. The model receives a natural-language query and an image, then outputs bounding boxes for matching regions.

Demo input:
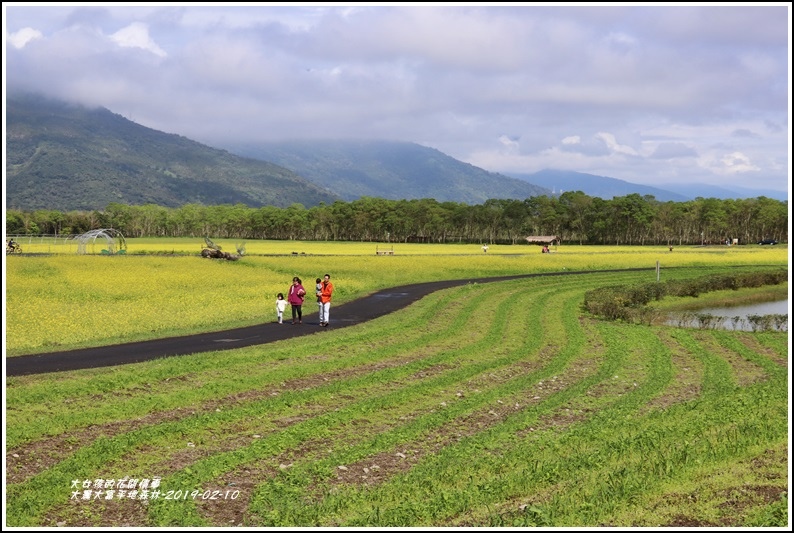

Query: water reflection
[693,299,789,317]
[665,299,789,332]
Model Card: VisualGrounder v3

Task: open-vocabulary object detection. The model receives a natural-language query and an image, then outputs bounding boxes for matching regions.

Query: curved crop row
[5,268,787,527]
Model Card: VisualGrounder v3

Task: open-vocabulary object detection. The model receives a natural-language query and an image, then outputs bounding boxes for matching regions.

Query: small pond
[664,299,789,332]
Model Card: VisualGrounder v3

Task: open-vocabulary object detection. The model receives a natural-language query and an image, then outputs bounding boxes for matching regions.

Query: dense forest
[5,192,788,246]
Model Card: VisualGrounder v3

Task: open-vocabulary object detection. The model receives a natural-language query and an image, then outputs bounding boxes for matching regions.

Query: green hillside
[229,139,552,203]
[5,94,340,211]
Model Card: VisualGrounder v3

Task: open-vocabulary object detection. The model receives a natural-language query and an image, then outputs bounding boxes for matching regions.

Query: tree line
[5,192,788,246]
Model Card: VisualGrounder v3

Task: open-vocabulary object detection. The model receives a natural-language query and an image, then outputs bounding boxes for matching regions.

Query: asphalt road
[6,270,631,377]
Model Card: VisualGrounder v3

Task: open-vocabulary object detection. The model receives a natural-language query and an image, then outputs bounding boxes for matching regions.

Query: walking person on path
[319,273,334,327]
[288,277,306,324]
[275,293,288,324]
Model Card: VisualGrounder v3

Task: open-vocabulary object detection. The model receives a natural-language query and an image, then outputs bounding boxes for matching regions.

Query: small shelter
[76,229,127,255]
[524,235,559,246]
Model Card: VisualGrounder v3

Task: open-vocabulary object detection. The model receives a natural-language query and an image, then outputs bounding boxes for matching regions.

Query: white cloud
[3,4,788,193]
[7,26,43,48]
[595,132,639,156]
[717,151,760,174]
[498,135,520,152]
[697,150,761,177]
[110,22,166,57]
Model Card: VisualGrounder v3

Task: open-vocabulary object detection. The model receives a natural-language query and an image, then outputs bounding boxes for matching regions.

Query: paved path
[6,270,636,376]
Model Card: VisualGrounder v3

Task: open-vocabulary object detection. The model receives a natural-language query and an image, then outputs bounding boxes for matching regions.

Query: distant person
[482,244,489,253]
[542,245,549,253]
[669,245,673,252]
[287,277,306,324]
[275,293,288,324]
[319,273,334,327]
[7,238,18,251]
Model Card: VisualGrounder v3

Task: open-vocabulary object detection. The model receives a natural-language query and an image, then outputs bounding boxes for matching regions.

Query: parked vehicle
[758,238,778,245]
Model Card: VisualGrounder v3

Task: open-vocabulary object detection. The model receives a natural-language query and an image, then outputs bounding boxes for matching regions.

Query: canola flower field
[5,238,788,355]
[4,240,790,527]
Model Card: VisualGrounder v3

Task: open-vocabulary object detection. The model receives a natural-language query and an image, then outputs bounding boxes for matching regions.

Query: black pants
[291,304,302,321]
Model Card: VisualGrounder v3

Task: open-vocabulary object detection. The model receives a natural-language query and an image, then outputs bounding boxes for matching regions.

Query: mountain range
[506,169,787,202]
[506,169,689,202]
[5,93,550,211]
[5,93,787,212]
[226,140,550,203]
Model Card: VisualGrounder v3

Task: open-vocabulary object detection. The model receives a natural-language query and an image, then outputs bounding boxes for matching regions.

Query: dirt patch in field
[325,398,531,492]
[194,419,378,527]
[40,495,150,528]
[327,345,603,493]
[641,329,704,413]
[649,446,788,527]
[266,339,566,496]
[691,331,769,386]
[661,483,787,527]
[716,484,787,514]
[584,360,644,401]
[665,515,721,527]
[191,362,495,525]
[6,354,429,486]
[735,335,788,367]
[522,357,603,433]
[318,402,513,490]
[515,318,605,436]
[748,445,788,480]
[195,461,283,527]
[35,353,446,527]
[6,412,189,485]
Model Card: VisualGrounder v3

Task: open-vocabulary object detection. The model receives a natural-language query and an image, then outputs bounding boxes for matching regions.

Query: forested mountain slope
[229,139,552,203]
[6,94,340,211]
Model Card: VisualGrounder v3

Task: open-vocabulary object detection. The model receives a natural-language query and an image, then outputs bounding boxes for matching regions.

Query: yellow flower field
[4,240,788,354]
[9,235,790,257]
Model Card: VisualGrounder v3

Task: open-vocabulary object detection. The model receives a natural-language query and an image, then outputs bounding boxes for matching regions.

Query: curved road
[6,269,640,376]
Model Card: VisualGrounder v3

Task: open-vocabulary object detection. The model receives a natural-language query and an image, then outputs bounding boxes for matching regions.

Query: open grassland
[4,241,788,355]
[4,242,790,527]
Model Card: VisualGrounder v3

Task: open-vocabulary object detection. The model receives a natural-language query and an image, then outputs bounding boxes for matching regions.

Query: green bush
[583,269,787,325]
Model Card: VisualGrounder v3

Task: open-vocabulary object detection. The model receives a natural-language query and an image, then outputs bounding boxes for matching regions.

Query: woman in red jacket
[287,277,306,324]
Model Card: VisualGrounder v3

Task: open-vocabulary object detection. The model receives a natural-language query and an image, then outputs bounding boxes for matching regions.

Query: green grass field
[4,242,790,526]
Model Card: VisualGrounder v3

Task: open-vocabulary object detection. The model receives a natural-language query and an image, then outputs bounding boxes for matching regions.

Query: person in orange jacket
[319,273,334,327]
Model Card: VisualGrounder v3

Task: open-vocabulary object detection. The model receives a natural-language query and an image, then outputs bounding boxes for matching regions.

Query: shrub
[583,269,787,327]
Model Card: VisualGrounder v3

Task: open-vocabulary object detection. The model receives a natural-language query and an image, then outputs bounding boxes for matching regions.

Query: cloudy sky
[4,3,791,193]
